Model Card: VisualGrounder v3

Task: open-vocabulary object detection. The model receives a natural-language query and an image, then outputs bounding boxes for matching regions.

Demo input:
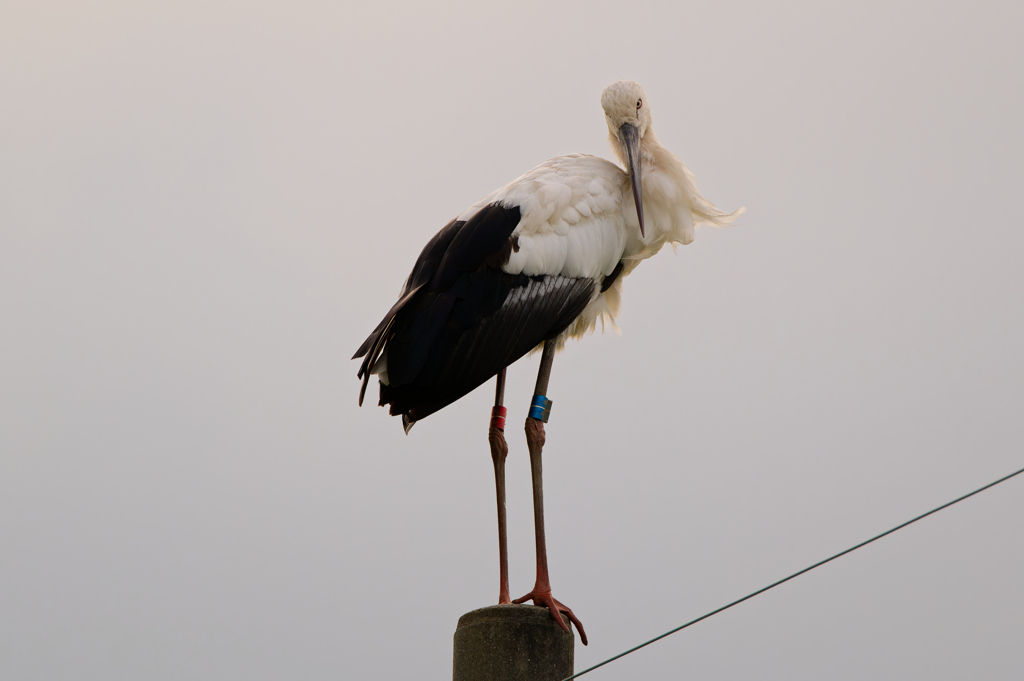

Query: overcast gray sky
[2,1,1023,679]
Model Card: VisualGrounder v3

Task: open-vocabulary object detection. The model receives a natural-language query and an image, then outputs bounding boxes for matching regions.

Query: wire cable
[563,464,1024,680]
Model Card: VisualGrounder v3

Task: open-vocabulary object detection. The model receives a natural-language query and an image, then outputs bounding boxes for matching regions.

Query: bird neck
[607,126,668,170]
[638,129,675,177]
[627,127,742,257]
[607,127,674,184]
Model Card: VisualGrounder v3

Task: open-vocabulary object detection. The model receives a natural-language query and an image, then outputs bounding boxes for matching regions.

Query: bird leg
[513,341,588,645]
[489,367,511,605]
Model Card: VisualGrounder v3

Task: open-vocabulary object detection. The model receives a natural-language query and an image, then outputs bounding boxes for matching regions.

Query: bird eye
[636,99,642,109]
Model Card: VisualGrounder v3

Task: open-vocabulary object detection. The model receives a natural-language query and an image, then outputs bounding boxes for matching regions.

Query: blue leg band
[529,394,552,423]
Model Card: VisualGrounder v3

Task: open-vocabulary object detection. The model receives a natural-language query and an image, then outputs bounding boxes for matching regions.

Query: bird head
[602,80,651,237]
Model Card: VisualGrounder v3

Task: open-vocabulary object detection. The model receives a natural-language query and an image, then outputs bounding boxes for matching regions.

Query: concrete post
[453,604,574,681]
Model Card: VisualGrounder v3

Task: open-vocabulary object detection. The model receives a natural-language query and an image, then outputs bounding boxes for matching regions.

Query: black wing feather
[353,201,597,426]
[353,204,521,384]
[381,273,595,422]
[352,204,521,380]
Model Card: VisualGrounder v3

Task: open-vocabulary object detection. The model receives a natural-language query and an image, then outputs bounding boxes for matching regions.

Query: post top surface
[457,604,571,632]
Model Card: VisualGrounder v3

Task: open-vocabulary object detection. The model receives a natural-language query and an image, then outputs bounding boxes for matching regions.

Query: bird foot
[513,588,587,645]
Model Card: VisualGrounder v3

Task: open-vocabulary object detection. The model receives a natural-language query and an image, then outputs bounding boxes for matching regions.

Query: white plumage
[353,81,743,642]
[453,86,743,346]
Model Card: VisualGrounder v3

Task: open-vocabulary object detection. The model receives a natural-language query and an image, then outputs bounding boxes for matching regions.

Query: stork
[353,81,742,644]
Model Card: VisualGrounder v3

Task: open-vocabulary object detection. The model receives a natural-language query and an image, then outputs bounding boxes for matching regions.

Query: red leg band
[490,406,507,431]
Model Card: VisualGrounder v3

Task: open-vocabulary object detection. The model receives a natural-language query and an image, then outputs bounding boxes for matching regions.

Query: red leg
[512,343,587,645]
[489,368,511,605]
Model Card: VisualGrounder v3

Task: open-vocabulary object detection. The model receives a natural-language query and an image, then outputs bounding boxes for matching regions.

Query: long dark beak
[618,122,644,237]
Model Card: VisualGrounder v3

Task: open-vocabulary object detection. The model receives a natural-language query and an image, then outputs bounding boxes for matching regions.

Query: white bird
[354,81,743,644]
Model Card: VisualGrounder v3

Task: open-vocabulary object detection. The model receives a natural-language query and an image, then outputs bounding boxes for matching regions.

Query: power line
[563,464,1024,680]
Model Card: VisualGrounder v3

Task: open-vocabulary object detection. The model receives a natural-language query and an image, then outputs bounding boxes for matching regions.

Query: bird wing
[352,203,523,405]
[354,154,629,422]
[381,272,595,423]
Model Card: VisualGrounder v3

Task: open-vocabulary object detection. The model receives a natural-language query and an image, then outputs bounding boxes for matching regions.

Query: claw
[513,589,587,645]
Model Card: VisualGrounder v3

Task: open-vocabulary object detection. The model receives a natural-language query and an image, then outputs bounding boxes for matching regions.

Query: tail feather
[358,370,372,407]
